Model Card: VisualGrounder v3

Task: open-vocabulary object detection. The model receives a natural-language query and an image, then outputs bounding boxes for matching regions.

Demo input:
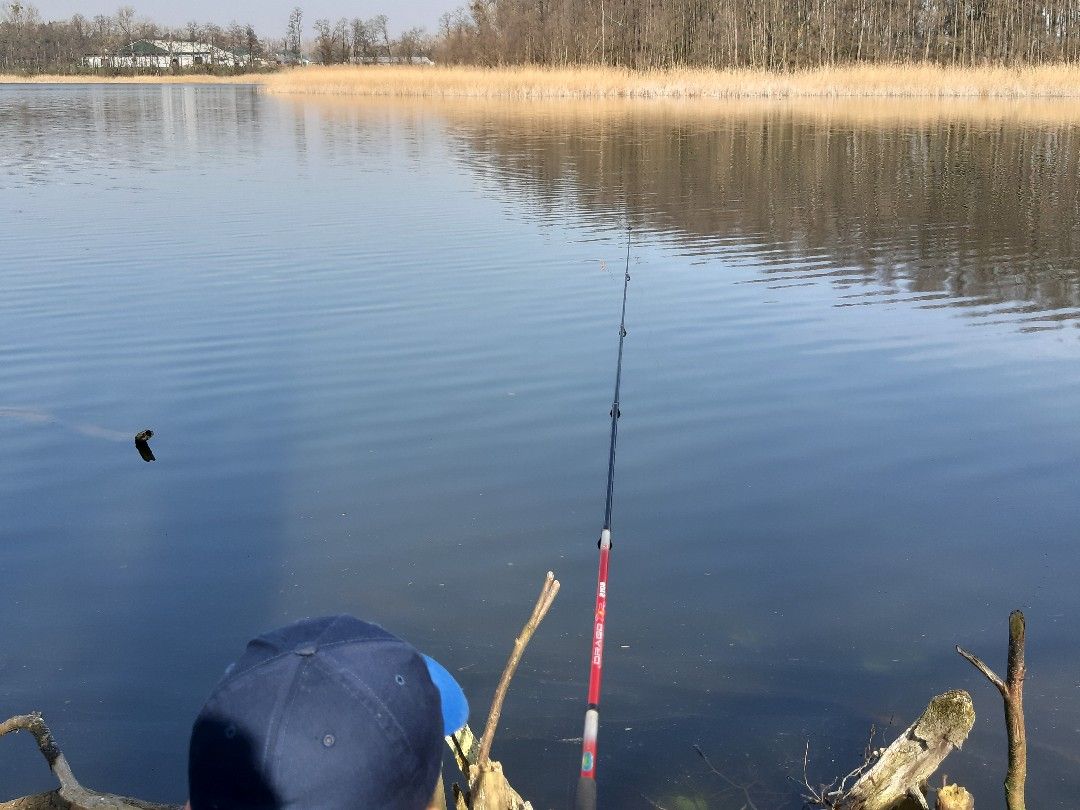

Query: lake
[1,84,1079,808]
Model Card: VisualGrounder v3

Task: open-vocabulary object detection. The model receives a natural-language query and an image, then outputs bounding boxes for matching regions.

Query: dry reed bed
[0,73,265,84]
[262,64,1080,99]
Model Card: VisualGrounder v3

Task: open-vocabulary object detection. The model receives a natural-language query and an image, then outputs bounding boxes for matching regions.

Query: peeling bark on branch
[835,691,975,810]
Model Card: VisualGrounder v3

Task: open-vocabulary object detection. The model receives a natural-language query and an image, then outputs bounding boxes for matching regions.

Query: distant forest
[3,0,1080,73]
[441,0,1080,67]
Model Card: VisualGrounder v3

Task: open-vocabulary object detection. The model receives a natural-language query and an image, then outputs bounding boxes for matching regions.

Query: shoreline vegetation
[260,64,1080,99]
[5,63,1080,99]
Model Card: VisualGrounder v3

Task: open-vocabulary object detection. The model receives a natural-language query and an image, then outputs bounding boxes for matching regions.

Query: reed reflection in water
[305,96,1080,323]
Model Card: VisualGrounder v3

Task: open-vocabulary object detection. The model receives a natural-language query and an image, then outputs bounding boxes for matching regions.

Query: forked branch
[476,570,560,766]
[956,610,1027,810]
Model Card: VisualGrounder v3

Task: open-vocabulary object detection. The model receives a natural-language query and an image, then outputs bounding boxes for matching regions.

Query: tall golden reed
[261,63,1080,99]
[5,63,1078,100]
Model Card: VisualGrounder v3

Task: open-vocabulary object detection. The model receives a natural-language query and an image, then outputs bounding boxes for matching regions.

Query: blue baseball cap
[188,615,468,810]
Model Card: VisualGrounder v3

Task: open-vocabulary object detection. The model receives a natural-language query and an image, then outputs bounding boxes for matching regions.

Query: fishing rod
[575,226,632,810]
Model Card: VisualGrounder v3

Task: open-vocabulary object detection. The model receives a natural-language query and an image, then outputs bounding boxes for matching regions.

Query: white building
[85,40,252,70]
[353,55,435,65]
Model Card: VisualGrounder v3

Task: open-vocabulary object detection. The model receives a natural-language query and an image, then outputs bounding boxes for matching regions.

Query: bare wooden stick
[475,571,560,767]
[956,609,1027,810]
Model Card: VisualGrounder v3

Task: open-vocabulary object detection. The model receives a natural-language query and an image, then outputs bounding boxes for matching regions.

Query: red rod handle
[577,529,611,799]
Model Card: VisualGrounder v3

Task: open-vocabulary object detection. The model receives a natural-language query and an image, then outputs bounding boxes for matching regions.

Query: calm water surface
[2,85,1080,807]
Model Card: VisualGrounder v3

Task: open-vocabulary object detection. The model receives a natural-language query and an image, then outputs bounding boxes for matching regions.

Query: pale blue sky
[30,1,450,36]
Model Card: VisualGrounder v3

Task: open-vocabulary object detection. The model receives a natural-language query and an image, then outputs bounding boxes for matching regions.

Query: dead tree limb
[445,571,558,810]
[0,713,175,810]
[832,690,975,810]
[0,714,82,796]
[956,609,1027,810]
[476,570,560,767]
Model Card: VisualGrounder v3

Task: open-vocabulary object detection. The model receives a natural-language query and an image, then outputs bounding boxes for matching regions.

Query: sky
[29,1,450,36]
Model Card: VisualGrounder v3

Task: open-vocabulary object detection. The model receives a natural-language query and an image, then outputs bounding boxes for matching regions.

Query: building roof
[117,40,169,56]
[112,40,236,58]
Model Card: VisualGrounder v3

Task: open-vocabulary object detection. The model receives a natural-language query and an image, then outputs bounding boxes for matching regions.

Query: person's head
[187,615,468,810]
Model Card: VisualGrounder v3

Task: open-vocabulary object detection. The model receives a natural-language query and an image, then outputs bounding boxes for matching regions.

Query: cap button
[294,643,318,656]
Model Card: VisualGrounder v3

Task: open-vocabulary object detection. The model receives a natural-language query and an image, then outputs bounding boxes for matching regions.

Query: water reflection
[460,99,1080,320]
[302,96,1080,327]
[3,87,1080,809]
[0,84,264,190]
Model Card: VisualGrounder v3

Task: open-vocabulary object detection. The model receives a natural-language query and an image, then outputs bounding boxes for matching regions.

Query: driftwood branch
[0,713,175,810]
[827,690,975,810]
[476,570,560,767]
[956,609,1027,810]
[444,571,559,810]
[0,714,82,796]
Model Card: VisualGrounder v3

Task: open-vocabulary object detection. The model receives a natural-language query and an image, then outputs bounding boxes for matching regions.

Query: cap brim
[422,654,469,736]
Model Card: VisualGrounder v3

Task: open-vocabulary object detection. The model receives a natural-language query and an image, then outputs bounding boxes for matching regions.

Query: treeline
[435,0,1080,68]
[0,3,428,74]
[301,11,431,65]
[0,3,266,72]
[8,0,1080,74]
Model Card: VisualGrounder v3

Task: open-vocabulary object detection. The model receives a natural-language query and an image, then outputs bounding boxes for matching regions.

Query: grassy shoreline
[260,64,1080,99]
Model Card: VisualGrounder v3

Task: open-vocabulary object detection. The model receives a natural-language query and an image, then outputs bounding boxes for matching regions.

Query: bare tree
[433,0,1080,67]
[286,6,303,62]
[244,24,260,65]
[114,4,134,47]
[396,26,428,62]
[368,14,391,58]
[313,17,334,64]
[336,17,350,63]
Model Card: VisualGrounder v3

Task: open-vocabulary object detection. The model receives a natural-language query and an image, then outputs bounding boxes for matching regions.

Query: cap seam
[262,654,307,792]
[315,649,418,763]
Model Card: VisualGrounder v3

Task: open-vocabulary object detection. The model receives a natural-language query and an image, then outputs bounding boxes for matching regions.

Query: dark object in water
[135,429,155,462]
